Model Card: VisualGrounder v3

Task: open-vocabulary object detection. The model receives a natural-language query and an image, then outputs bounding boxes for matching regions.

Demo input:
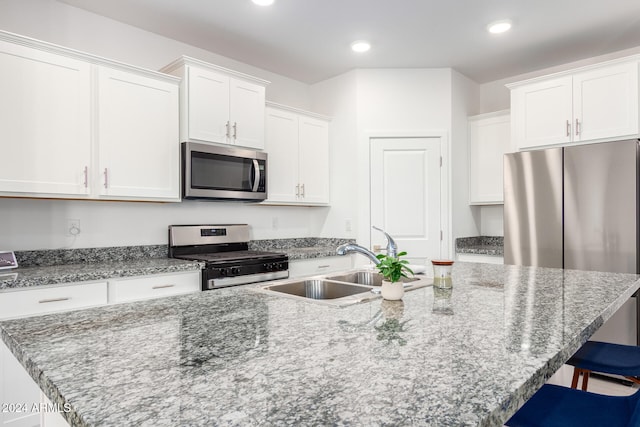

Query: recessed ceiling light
[487,20,512,34]
[252,0,274,6]
[351,40,371,53]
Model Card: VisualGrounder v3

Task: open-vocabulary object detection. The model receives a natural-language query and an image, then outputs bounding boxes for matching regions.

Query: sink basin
[327,271,419,286]
[261,279,372,300]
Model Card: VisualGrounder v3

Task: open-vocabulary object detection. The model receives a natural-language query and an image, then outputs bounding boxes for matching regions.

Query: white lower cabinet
[456,253,504,265]
[288,256,353,279]
[0,282,108,320]
[1,340,41,427]
[108,271,200,303]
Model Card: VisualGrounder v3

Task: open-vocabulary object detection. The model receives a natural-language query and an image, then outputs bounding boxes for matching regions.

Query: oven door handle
[252,159,260,192]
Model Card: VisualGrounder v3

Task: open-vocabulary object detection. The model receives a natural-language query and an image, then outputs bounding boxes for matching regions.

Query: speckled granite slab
[2,262,638,426]
[0,259,203,291]
[249,237,354,260]
[15,245,169,267]
[456,236,504,256]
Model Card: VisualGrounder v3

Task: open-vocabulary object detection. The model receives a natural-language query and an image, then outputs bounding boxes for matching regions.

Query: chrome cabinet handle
[233,122,237,140]
[83,166,88,188]
[152,284,175,290]
[317,265,330,269]
[252,159,260,192]
[103,168,108,189]
[300,183,305,197]
[38,297,70,304]
[575,118,581,135]
[225,121,230,138]
[295,184,300,197]
[566,120,571,137]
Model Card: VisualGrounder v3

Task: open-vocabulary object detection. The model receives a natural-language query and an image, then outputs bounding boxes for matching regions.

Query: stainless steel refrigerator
[504,139,639,346]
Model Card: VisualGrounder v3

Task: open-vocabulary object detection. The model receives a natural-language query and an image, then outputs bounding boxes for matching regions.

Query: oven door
[182,142,267,201]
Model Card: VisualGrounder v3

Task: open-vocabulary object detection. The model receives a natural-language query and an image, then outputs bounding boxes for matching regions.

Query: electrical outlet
[67,219,81,237]
[345,219,352,232]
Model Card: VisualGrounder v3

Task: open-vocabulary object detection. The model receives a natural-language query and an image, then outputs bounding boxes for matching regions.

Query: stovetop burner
[175,250,286,264]
[168,224,289,290]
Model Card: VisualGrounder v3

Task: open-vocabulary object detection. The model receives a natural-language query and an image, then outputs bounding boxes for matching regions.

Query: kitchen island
[1,262,639,426]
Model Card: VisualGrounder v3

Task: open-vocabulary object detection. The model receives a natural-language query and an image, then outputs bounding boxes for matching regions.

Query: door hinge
[440,156,443,167]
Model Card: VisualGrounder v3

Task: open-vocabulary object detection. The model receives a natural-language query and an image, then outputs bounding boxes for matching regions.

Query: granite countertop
[456,236,504,256]
[0,238,352,291]
[249,237,354,261]
[2,262,638,426]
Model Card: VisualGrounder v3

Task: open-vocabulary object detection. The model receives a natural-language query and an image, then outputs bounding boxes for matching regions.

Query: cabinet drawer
[109,271,200,303]
[288,256,353,279]
[456,253,504,265]
[0,282,108,320]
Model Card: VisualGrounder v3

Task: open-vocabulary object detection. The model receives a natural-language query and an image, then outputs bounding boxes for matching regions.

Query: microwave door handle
[252,159,260,192]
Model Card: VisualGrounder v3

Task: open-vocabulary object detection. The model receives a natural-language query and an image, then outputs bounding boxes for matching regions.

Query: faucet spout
[336,243,381,265]
[372,226,398,258]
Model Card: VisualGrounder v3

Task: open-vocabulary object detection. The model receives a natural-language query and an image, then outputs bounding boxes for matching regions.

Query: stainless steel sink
[262,279,373,300]
[327,271,419,286]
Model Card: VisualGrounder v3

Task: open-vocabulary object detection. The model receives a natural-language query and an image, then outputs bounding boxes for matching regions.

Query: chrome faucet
[335,226,399,264]
[336,243,381,265]
[372,226,398,258]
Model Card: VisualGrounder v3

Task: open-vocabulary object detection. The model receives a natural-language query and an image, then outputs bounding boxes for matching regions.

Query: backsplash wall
[0,198,334,251]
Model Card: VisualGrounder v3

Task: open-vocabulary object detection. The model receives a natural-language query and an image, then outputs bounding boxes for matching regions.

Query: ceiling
[58,0,640,84]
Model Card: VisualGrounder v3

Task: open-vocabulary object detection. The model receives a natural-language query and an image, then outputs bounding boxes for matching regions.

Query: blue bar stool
[505,384,640,426]
[567,341,640,391]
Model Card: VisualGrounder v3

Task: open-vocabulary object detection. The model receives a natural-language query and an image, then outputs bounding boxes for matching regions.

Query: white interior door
[370,137,442,265]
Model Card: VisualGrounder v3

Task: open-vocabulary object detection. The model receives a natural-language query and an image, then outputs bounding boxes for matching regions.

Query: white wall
[451,70,481,241]
[310,68,481,258]
[309,71,359,240]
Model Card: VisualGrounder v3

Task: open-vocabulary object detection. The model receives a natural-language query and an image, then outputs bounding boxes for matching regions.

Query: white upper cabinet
[509,59,639,150]
[468,110,510,205]
[162,57,268,150]
[0,31,181,202]
[263,103,330,205]
[97,66,179,200]
[0,39,92,196]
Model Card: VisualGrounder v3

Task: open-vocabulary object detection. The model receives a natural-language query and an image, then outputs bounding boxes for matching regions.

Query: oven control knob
[231,267,240,275]
[265,263,273,271]
[219,268,228,276]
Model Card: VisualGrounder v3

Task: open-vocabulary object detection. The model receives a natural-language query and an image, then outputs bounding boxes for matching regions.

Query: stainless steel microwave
[182,142,267,201]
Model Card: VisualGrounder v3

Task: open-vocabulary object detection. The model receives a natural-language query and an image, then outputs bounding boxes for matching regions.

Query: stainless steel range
[168,224,288,290]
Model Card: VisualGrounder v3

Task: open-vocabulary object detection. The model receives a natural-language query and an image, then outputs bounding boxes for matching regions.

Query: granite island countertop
[2,262,639,426]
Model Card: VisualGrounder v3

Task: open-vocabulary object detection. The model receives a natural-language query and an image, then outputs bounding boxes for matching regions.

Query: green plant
[375,251,413,283]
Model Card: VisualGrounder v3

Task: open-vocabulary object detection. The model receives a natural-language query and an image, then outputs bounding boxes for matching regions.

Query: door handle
[252,159,260,191]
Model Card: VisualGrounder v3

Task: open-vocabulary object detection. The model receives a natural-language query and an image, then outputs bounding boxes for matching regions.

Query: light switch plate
[0,251,18,270]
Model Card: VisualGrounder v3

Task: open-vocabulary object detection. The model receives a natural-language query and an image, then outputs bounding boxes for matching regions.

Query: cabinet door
[288,256,353,279]
[1,340,40,427]
[229,78,266,149]
[573,62,639,142]
[0,41,91,196]
[108,271,200,303]
[511,76,573,150]
[264,107,299,203]
[468,112,510,204]
[186,67,230,144]
[97,67,180,200]
[298,116,330,204]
